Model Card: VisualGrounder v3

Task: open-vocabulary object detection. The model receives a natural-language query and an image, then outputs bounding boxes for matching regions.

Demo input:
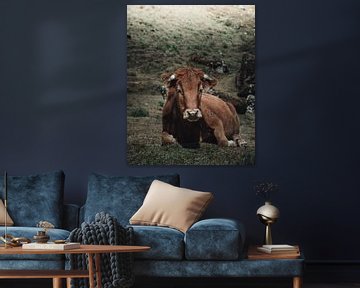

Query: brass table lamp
[257,201,280,245]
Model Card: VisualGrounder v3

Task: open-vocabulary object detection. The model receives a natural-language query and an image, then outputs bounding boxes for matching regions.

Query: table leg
[95,253,102,288]
[88,253,95,288]
[66,277,72,288]
[293,276,302,288]
[52,278,62,288]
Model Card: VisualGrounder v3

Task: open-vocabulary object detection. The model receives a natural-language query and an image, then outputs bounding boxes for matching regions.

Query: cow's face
[161,68,217,122]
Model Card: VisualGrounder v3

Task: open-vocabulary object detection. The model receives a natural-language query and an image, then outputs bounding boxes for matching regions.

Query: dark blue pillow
[84,173,180,225]
[0,170,65,227]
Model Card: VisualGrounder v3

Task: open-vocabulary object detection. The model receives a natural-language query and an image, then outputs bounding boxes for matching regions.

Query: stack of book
[22,242,80,250]
[248,244,300,259]
[257,244,299,254]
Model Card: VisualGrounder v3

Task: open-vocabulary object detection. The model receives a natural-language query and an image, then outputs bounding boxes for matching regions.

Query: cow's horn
[168,74,176,81]
[203,74,212,80]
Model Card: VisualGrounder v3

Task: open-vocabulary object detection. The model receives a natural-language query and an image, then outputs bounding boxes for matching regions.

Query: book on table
[22,242,80,250]
[256,244,299,254]
[248,245,300,260]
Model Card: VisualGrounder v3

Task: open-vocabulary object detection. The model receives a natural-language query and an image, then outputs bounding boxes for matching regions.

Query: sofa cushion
[130,225,184,260]
[0,227,69,261]
[0,171,65,227]
[130,180,213,233]
[84,173,180,225]
[0,199,14,226]
[184,218,245,260]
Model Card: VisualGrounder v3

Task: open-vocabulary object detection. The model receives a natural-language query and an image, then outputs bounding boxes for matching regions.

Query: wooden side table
[0,244,150,288]
[247,245,303,288]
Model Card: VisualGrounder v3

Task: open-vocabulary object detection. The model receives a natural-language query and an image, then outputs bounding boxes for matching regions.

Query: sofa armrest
[184,218,245,260]
[63,204,80,231]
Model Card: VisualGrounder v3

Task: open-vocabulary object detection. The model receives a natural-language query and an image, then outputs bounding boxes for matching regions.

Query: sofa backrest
[0,170,65,228]
[82,173,180,226]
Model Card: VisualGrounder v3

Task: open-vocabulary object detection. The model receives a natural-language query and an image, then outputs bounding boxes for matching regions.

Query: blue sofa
[0,170,79,270]
[0,171,303,287]
[81,173,304,283]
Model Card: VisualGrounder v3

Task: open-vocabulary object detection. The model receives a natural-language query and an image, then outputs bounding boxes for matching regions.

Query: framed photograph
[127,5,255,165]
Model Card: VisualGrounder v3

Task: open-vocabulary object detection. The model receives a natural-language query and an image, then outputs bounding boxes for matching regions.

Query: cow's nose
[183,109,202,122]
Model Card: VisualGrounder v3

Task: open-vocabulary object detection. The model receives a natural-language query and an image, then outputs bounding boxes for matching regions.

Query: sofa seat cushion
[0,227,70,261]
[130,225,184,260]
[84,174,180,226]
[184,218,245,260]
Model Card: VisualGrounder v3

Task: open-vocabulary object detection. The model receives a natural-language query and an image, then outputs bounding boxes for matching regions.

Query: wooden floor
[136,281,360,288]
[305,285,360,288]
[1,279,360,288]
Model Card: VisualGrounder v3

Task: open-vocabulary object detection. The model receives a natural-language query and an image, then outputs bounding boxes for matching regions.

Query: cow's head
[161,67,217,122]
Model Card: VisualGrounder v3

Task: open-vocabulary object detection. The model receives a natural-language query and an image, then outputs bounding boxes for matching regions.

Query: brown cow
[161,67,246,148]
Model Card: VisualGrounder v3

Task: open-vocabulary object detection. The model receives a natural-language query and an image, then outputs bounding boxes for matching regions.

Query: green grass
[158,100,164,108]
[127,143,255,166]
[129,107,149,117]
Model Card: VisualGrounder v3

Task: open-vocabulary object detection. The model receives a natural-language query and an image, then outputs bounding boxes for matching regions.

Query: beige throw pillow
[0,199,14,226]
[130,180,213,233]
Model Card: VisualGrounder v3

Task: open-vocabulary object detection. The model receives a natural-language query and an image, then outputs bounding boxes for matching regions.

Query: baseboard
[305,261,360,282]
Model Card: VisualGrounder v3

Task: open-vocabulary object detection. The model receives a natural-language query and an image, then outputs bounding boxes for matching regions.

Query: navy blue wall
[1,0,360,262]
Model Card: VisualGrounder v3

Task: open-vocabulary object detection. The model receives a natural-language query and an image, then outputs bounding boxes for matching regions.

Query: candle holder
[33,230,50,243]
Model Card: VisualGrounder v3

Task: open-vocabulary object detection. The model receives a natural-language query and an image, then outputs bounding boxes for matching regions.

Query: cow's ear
[161,72,177,87]
[202,74,217,89]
